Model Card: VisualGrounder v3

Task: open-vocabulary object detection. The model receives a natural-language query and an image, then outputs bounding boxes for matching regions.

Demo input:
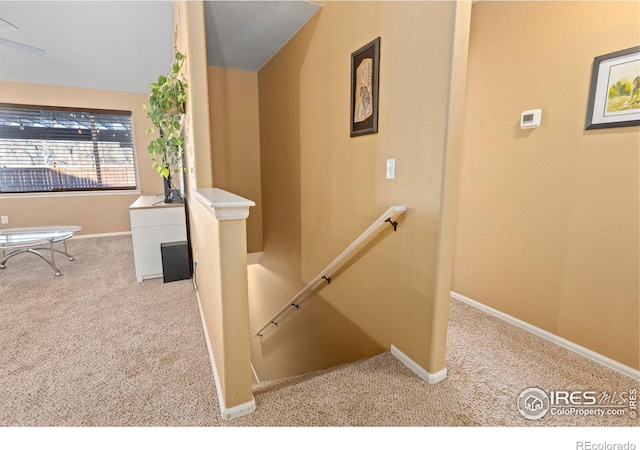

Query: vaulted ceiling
[0,1,321,93]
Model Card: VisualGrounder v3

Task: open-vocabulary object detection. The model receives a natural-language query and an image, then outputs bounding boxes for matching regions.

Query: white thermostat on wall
[520,109,542,129]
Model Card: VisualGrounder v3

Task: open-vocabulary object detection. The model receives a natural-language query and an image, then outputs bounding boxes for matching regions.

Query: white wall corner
[391,345,447,384]
[450,291,640,382]
[195,291,256,420]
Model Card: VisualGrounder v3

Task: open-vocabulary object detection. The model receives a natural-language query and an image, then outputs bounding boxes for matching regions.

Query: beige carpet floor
[0,235,637,427]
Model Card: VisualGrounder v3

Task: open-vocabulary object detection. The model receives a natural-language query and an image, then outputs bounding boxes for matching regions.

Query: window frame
[0,103,139,194]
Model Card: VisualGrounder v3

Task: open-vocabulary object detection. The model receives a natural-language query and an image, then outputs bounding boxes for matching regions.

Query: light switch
[1,216,8,224]
[386,159,396,180]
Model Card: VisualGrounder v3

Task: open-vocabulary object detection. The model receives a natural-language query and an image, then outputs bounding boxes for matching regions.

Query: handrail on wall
[254,205,407,337]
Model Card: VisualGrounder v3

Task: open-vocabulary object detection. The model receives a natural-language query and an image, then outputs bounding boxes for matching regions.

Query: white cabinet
[129,196,187,282]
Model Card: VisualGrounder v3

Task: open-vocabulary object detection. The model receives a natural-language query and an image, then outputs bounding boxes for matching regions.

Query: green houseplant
[142,51,188,203]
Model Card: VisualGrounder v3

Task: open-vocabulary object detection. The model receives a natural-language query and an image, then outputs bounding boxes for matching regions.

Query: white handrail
[254,205,407,337]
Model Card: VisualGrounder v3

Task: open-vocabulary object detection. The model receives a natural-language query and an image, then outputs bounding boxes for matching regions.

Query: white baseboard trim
[390,345,447,384]
[450,291,640,382]
[247,252,263,265]
[222,397,256,421]
[195,291,256,420]
[72,231,132,240]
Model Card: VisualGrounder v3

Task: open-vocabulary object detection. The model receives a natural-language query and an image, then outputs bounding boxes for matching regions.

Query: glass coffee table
[0,225,82,276]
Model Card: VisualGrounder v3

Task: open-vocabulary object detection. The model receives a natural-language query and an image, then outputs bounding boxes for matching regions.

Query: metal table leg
[0,247,62,276]
[0,230,78,277]
[31,245,75,261]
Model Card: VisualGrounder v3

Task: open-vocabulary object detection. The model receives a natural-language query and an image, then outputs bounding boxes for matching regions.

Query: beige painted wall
[189,198,254,413]
[175,1,253,413]
[453,1,639,370]
[208,66,263,253]
[252,1,469,380]
[0,81,163,234]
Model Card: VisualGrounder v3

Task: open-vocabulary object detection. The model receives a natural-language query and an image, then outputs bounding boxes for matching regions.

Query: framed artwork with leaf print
[350,37,380,137]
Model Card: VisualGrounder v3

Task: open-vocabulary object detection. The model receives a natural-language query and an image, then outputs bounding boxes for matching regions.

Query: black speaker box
[161,241,190,283]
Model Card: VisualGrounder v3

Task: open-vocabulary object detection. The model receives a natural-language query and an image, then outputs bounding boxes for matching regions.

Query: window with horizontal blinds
[0,103,138,193]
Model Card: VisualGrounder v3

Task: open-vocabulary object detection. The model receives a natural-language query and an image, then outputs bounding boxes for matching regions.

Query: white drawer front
[129,206,185,228]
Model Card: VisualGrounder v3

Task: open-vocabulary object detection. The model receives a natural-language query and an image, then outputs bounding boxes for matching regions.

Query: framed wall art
[585,46,640,129]
[350,37,380,137]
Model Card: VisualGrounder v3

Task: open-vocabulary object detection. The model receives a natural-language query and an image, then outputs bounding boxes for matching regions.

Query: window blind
[0,103,138,193]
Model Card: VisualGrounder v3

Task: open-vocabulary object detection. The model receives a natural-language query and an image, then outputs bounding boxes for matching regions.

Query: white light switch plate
[386,159,396,180]
[1,216,8,224]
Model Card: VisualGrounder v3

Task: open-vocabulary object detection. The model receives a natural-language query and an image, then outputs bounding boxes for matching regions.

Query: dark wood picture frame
[585,46,640,130]
[350,37,380,137]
